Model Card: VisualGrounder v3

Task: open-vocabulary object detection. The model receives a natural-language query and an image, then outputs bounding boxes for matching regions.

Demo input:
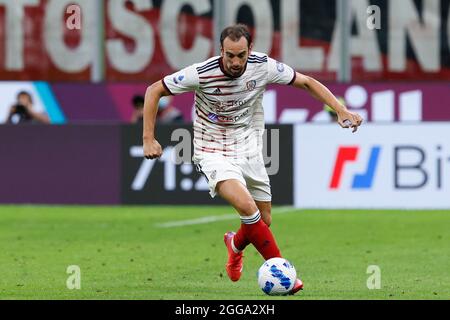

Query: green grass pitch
[0,205,448,300]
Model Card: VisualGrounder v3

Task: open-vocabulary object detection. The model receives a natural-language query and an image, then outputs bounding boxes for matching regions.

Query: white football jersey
[163,51,296,160]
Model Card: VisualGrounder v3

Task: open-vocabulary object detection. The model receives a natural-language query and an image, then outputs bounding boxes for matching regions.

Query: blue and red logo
[330,146,381,189]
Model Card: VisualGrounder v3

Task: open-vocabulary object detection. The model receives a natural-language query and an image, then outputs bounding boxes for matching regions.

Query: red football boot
[289,278,304,295]
[223,232,244,282]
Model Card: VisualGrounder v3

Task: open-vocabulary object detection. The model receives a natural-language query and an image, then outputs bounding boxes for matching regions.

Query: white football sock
[239,210,261,225]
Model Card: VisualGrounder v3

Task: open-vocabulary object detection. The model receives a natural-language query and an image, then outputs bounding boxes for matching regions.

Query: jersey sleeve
[162,64,199,95]
[267,57,296,85]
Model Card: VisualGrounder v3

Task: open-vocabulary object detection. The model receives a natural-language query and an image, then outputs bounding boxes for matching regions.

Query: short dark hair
[17,91,33,103]
[220,24,252,48]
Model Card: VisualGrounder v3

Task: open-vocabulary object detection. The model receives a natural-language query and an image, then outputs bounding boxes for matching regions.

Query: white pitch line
[155,206,298,228]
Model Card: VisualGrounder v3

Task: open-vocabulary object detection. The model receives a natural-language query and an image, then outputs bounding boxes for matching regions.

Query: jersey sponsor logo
[213,99,247,112]
[207,109,250,124]
[276,61,285,73]
[246,80,256,91]
[329,146,382,190]
[213,88,222,94]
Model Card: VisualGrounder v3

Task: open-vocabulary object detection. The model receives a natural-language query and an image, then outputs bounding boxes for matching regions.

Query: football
[257,257,297,295]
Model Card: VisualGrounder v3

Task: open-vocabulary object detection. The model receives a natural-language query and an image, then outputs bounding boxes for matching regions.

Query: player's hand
[337,110,363,133]
[143,138,163,160]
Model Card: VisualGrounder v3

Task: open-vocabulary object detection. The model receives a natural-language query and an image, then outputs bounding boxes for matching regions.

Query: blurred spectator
[130,95,145,124]
[131,94,184,124]
[157,96,184,124]
[7,91,50,125]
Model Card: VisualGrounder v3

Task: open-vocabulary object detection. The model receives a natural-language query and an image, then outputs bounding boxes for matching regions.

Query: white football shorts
[194,153,271,202]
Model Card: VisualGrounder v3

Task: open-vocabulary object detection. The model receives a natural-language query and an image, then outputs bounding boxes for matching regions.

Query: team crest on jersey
[214,102,227,112]
[246,80,256,91]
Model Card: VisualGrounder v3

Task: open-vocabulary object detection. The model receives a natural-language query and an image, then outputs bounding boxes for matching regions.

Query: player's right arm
[143,64,199,160]
[143,80,171,160]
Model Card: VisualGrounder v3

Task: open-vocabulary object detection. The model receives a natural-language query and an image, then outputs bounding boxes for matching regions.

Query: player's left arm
[291,72,363,132]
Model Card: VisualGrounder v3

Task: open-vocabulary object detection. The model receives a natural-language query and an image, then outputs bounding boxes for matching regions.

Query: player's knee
[237,199,258,216]
[261,211,272,227]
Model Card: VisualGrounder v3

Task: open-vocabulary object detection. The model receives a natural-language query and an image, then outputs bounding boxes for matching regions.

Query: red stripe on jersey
[195,111,215,124]
[199,75,229,79]
[195,133,241,147]
[202,85,239,89]
[194,127,237,140]
[195,105,210,118]
[195,112,240,126]
[203,88,258,96]
[194,147,215,153]
[194,133,215,144]
[194,127,230,138]
[195,119,206,126]
[198,145,233,153]
[203,91,236,97]
[199,78,234,85]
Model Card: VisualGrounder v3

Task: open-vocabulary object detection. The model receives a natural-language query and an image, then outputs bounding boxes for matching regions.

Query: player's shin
[232,227,250,252]
[239,210,282,260]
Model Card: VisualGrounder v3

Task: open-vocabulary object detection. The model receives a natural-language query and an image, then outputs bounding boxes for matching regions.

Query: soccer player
[142,24,363,294]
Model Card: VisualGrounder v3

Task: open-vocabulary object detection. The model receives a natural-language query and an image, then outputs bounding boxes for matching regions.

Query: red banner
[0,0,90,81]
[0,0,449,82]
[104,0,213,82]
